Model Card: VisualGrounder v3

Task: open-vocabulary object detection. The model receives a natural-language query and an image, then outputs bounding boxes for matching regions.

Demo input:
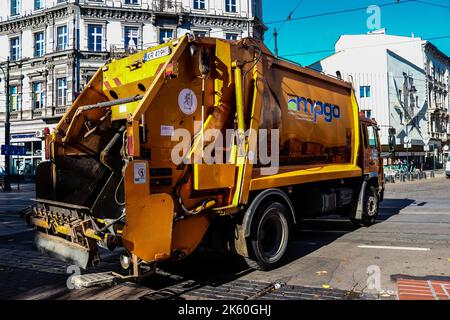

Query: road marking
[357,245,431,251]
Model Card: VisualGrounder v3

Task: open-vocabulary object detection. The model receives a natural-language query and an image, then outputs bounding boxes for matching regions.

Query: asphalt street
[0,175,449,300]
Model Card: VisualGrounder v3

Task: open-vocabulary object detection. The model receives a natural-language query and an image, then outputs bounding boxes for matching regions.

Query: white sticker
[160,125,174,137]
[178,89,198,115]
[134,163,147,184]
[143,46,171,62]
[119,105,127,113]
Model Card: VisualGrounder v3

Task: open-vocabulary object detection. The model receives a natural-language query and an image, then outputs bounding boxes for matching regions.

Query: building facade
[310,29,450,168]
[0,0,265,176]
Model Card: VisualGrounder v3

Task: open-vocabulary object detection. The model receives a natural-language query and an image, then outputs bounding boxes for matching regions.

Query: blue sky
[262,0,450,66]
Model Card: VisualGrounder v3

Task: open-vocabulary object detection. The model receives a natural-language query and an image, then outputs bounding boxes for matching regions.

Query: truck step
[71,272,117,288]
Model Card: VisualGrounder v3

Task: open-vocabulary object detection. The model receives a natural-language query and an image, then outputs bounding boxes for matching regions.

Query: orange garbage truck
[28,35,384,274]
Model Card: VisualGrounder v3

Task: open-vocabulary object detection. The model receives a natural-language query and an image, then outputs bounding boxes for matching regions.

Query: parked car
[446,156,450,178]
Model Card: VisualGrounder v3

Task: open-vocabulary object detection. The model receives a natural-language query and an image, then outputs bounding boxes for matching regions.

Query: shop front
[10,133,44,177]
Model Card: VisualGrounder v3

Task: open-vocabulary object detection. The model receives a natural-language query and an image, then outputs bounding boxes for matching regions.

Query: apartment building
[310,29,449,167]
[0,0,265,176]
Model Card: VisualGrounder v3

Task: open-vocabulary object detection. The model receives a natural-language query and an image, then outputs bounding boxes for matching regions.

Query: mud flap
[34,232,97,269]
[355,181,367,220]
[121,161,174,263]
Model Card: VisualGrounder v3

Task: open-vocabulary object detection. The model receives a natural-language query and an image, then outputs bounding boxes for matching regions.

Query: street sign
[1,145,26,156]
[404,136,411,144]
[404,143,412,149]
[424,145,430,152]
[444,145,449,152]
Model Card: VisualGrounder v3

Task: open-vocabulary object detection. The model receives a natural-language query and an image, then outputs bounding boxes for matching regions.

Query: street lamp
[0,57,11,191]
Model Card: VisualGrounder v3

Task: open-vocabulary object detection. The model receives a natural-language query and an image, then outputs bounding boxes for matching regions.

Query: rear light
[165,63,179,78]
[44,135,51,160]
[127,135,134,157]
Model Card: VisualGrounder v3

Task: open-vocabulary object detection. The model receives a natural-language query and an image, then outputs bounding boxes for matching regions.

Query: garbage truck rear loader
[29,35,384,273]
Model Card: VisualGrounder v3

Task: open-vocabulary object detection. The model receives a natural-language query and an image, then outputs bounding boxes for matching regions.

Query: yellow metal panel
[193,164,236,190]
[171,214,210,256]
[350,90,360,166]
[111,101,139,121]
[249,164,362,191]
[122,161,174,263]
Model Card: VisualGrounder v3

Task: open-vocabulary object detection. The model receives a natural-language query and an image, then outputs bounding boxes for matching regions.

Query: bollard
[430,171,435,178]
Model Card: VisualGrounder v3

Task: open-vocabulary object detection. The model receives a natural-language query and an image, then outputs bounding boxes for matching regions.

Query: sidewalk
[0,182,35,237]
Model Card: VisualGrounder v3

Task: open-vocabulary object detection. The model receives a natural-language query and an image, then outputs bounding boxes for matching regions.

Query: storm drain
[141,279,384,300]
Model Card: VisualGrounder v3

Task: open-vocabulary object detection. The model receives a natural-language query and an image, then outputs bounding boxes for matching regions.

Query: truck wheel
[351,186,379,227]
[245,201,291,271]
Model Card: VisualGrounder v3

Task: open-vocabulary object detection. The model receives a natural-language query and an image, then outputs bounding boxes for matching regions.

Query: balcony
[32,109,43,119]
[152,1,183,14]
[0,107,68,123]
[431,132,448,142]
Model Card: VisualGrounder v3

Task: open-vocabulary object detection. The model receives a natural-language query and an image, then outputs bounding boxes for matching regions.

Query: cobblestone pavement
[1,178,449,300]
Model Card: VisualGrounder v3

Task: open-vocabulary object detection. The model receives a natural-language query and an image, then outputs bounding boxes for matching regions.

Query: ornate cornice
[1,4,264,33]
[80,6,152,22]
[0,6,72,34]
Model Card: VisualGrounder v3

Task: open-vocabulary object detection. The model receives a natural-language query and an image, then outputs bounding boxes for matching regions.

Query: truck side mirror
[388,135,396,152]
[388,128,396,152]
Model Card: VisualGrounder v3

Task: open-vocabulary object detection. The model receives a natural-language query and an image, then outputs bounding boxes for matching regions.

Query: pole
[273,28,279,58]
[3,57,11,191]
[247,0,251,37]
[405,124,409,169]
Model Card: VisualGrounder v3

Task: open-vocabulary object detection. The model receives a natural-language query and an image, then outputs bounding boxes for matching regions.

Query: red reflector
[44,136,51,160]
[127,136,134,156]
[165,63,178,78]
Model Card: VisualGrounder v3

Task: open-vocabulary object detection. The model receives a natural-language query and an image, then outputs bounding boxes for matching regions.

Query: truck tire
[352,185,379,227]
[244,201,291,271]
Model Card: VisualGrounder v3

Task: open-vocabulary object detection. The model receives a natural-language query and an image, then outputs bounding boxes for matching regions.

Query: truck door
[366,124,380,177]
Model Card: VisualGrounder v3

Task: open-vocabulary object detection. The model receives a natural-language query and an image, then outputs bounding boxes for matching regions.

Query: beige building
[0,0,265,176]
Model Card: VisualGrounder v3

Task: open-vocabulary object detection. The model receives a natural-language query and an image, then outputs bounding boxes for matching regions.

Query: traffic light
[388,127,396,152]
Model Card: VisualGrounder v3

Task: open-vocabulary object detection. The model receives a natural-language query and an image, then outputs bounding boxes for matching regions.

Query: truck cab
[354,114,384,226]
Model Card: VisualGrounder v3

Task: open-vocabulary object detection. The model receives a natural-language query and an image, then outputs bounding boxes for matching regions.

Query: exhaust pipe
[34,232,99,269]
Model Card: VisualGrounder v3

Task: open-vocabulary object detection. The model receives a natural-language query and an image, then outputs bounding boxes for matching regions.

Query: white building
[310,29,450,167]
[0,0,265,176]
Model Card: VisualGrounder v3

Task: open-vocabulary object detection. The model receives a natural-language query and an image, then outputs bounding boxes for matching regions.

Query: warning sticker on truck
[134,163,147,184]
[160,125,174,137]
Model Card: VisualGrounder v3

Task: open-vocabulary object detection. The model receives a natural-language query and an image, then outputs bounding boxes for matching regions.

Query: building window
[159,29,174,44]
[57,78,67,107]
[57,25,68,51]
[34,32,45,57]
[10,37,21,61]
[225,33,238,40]
[362,110,372,119]
[194,0,206,10]
[32,82,45,109]
[124,26,139,50]
[34,0,43,10]
[88,24,103,52]
[10,86,20,112]
[360,85,371,98]
[11,0,20,16]
[225,0,236,12]
[124,0,139,4]
[194,31,207,38]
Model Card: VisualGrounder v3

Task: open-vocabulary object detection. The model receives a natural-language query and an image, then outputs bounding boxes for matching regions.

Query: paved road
[0,177,449,300]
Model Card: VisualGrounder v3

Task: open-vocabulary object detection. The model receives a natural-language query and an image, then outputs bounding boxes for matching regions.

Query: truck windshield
[367,126,378,148]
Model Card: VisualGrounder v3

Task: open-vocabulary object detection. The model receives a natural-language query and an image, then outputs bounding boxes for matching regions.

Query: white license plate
[144,46,171,62]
